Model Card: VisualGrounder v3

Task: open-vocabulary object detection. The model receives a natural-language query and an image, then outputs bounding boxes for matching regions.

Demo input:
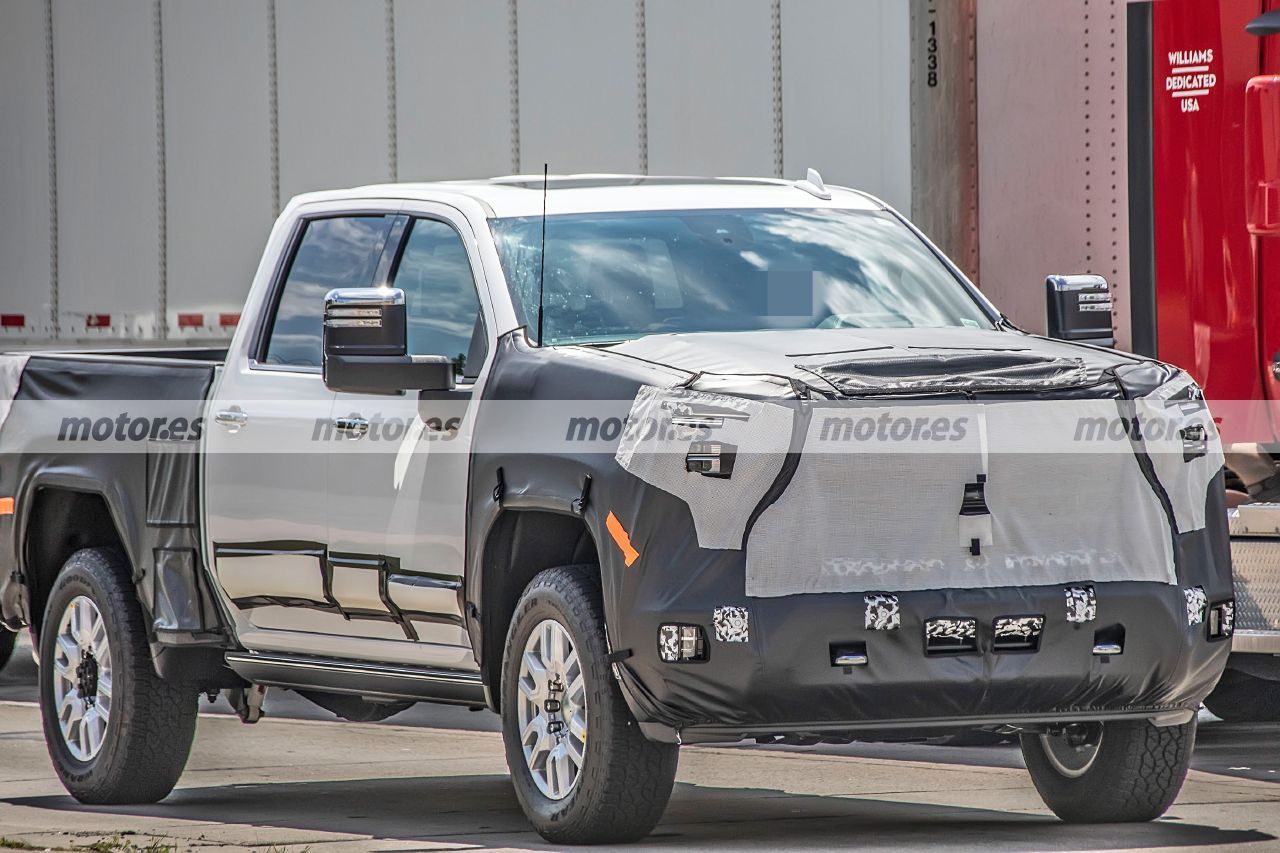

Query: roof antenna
[537,163,549,346]
[795,167,832,200]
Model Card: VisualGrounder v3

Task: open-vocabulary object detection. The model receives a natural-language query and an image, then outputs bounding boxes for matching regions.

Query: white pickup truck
[0,175,1234,843]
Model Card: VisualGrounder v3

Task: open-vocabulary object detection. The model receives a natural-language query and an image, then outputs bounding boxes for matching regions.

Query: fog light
[658,624,707,662]
[1092,624,1125,657]
[830,642,869,667]
[1208,600,1235,640]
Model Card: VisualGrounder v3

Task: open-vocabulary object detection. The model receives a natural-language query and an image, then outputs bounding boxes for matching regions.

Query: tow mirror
[322,287,454,394]
[1045,274,1114,347]
[1247,10,1280,37]
[1246,75,1280,237]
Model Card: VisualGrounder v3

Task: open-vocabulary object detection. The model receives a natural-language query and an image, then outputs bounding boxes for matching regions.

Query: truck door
[325,209,490,668]
[204,212,397,652]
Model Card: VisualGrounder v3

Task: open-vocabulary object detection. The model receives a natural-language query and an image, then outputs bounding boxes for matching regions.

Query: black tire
[0,628,15,672]
[501,565,678,844]
[38,547,198,804]
[1021,719,1195,823]
[1203,667,1280,723]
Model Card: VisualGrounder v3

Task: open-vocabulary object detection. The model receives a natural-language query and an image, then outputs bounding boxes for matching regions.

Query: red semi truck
[1063,0,1280,718]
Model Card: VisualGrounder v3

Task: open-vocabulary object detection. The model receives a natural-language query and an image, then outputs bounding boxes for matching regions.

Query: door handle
[333,416,369,439]
[214,409,248,431]
[1272,351,1280,381]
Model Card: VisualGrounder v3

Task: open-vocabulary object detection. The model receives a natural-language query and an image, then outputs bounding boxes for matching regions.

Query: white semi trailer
[0,0,1132,351]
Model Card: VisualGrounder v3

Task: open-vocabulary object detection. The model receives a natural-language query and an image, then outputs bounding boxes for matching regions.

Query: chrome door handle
[333,416,369,439]
[214,409,248,431]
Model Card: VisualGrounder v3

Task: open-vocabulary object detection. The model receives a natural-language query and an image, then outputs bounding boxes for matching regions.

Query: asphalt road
[2,633,1279,851]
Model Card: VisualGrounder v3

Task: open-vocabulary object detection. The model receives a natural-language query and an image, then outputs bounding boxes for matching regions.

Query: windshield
[490,208,994,345]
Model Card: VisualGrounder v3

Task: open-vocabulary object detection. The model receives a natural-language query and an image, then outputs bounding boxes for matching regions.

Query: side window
[263,216,391,367]
[391,219,486,379]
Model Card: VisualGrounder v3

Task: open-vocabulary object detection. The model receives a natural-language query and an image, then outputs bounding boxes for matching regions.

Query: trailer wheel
[1021,719,1194,823]
[0,628,15,672]
[501,565,678,844]
[1203,668,1280,723]
[38,547,198,804]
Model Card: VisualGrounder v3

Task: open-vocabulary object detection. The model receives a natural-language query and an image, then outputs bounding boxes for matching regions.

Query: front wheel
[1021,718,1195,823]
[38,547,198,803]
[501,565,678,844]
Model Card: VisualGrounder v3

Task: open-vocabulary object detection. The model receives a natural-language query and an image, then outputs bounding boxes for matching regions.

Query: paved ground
[2,635,1279,852]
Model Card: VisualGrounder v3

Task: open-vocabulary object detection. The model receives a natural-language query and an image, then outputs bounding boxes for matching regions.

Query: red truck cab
[1110,0,1280,718]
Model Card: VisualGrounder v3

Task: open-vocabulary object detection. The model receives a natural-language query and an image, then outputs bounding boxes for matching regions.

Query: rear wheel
[38,547,198,803]
[501,565,678,844]
[1021,719,1195,823]
[0,628,15,672]
[1203,667,1280,723]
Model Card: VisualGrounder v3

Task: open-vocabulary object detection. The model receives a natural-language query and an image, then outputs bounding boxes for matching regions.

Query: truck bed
[0,349,226,653]
[1,346,227,364]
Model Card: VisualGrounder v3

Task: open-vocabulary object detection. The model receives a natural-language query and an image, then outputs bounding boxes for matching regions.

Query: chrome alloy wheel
[517,618,588,800]
[1040,723,1103,779]
[51,595,112,761]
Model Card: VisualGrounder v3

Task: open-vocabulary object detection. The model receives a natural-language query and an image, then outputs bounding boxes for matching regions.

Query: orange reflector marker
[0,497,13,516]
[605,511,639,567]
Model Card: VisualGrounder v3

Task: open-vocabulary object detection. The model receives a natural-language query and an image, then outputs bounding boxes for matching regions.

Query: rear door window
[263,216,392,367]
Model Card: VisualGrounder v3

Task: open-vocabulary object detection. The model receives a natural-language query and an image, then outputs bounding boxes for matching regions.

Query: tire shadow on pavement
[7,774,1273,851]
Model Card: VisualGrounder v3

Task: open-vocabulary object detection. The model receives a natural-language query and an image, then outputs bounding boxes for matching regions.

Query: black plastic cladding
[467,331,1231,735]
[0,352,227,647]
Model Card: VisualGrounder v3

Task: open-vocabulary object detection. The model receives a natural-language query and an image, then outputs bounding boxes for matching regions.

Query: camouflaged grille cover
[745,399,1181,597]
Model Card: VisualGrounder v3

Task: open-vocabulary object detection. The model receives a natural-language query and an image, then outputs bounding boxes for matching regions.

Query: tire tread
[502,564,678,844]
[1021,719,1194,823]
[40,547,197,804]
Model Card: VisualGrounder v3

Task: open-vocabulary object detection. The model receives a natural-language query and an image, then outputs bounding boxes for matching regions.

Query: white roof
[289,174,887,219]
